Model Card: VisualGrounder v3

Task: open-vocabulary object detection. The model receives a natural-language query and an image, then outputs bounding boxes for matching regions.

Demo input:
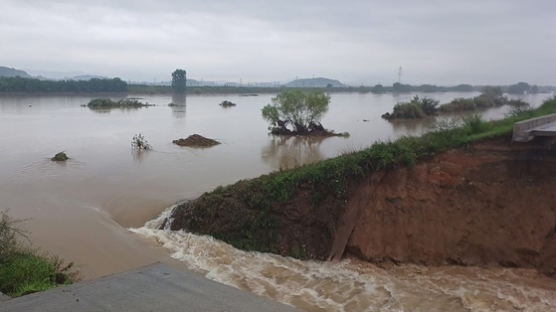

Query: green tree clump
[438,86,528,113]
[261,89,333,135]
[171,69,187,93]
[381,96,439,119]
[507,82,535,94]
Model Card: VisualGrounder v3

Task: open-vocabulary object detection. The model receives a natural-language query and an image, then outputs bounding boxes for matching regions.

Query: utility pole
[398,66,402,84]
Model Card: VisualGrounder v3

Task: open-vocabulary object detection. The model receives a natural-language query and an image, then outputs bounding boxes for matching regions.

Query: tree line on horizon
[0,76,127,92]
[0,74,548,95]
[368,81,542,94]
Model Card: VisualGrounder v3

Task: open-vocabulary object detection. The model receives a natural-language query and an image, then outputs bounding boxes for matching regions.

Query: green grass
[0,212,75,297]
[182,97,556,257]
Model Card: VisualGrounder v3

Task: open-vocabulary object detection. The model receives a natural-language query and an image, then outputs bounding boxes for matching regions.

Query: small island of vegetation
[262,89,348,137]
[437,87,528,113]
[381,96,439,120]
[219,100,237,108]
[382,87,529,120]
[87,98,153,109]
[51,152,69,162]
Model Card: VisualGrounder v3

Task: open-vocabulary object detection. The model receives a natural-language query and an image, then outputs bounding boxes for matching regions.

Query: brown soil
[168,135,556,276]
[172,134,220,148]
[343,137,556,277]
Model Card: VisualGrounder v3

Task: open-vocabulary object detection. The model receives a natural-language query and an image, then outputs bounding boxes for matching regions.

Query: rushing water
[131,207,556,312]
[0,91,554,310]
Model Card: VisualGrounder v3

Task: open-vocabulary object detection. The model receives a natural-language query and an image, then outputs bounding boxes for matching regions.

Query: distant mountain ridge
[70,75,108,80]
[0,66,31,78]
[285,77,345,88]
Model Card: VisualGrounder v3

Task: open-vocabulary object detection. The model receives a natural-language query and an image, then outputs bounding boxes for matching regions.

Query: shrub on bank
[0,211,75,297]
[438,87,527,113]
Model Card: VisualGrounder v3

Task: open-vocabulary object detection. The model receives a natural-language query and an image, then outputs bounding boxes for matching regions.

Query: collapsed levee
[164,97,556,275]
[345,137,556,276]
[166,135,556,276]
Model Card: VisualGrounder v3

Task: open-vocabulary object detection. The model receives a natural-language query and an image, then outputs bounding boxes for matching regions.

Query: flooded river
[0,91,554,311]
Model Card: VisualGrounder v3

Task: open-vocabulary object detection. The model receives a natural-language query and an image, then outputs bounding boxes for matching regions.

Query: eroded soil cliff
[345,137,556,276]
[168,135,556,276]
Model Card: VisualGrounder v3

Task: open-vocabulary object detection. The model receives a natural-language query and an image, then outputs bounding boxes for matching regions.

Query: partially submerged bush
[0,211,75,297]
[0,212,23,260]
[507,102,534,118]
[87,98,153,109]
[382,96,439,120]
[131,134,152,150]
[50,152,69,162]
[437,98,476,113]
[219,100,237,108]
[438,87,525,113]
[463,115,488,134]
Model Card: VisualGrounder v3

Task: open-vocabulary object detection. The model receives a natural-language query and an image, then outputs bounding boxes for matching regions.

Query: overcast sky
[1,0,555,85]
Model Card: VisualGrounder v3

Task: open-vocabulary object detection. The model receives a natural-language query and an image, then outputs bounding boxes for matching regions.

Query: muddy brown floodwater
[132,208,556,312]
[0,92,554,311]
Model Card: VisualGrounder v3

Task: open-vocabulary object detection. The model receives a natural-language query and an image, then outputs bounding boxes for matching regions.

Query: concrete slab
[531,122,556,136]
[513,113,556,142]
[0,263,302,312]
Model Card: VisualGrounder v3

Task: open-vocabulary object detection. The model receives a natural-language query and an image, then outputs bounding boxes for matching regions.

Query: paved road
[0,263,303,312]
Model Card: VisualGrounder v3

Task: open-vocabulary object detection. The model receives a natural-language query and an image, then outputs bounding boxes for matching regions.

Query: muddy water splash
[130,208,556,312]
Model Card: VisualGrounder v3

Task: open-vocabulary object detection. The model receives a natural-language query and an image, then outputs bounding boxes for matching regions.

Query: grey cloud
[1,0,555,84]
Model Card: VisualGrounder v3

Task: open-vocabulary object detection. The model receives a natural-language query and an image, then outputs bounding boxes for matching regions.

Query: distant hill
[70,75,107,80]
[0,66,31,78]
[285,77,345,88]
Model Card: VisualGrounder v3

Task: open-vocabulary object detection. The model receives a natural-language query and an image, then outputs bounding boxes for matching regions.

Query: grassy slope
[0,212,74,297]
[175,97,556,257]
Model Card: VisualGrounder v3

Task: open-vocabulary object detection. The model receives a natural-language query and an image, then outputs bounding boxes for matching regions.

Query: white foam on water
[130,208,556,312]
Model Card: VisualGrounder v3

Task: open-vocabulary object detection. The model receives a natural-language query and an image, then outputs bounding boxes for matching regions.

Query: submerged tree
[131,134,152,150]
[171,69,187,93]
[262,89,332,135]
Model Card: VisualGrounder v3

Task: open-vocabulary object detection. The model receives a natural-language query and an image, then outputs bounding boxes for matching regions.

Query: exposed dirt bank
[345,136,556,277]
[168,135,556,276]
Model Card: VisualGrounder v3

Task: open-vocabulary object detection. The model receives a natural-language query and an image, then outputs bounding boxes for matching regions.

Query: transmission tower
[398,66,402,84]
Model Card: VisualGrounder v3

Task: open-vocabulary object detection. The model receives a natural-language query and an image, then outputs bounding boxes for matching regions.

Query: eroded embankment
[345,137,556,276]
[167,136,556,276]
